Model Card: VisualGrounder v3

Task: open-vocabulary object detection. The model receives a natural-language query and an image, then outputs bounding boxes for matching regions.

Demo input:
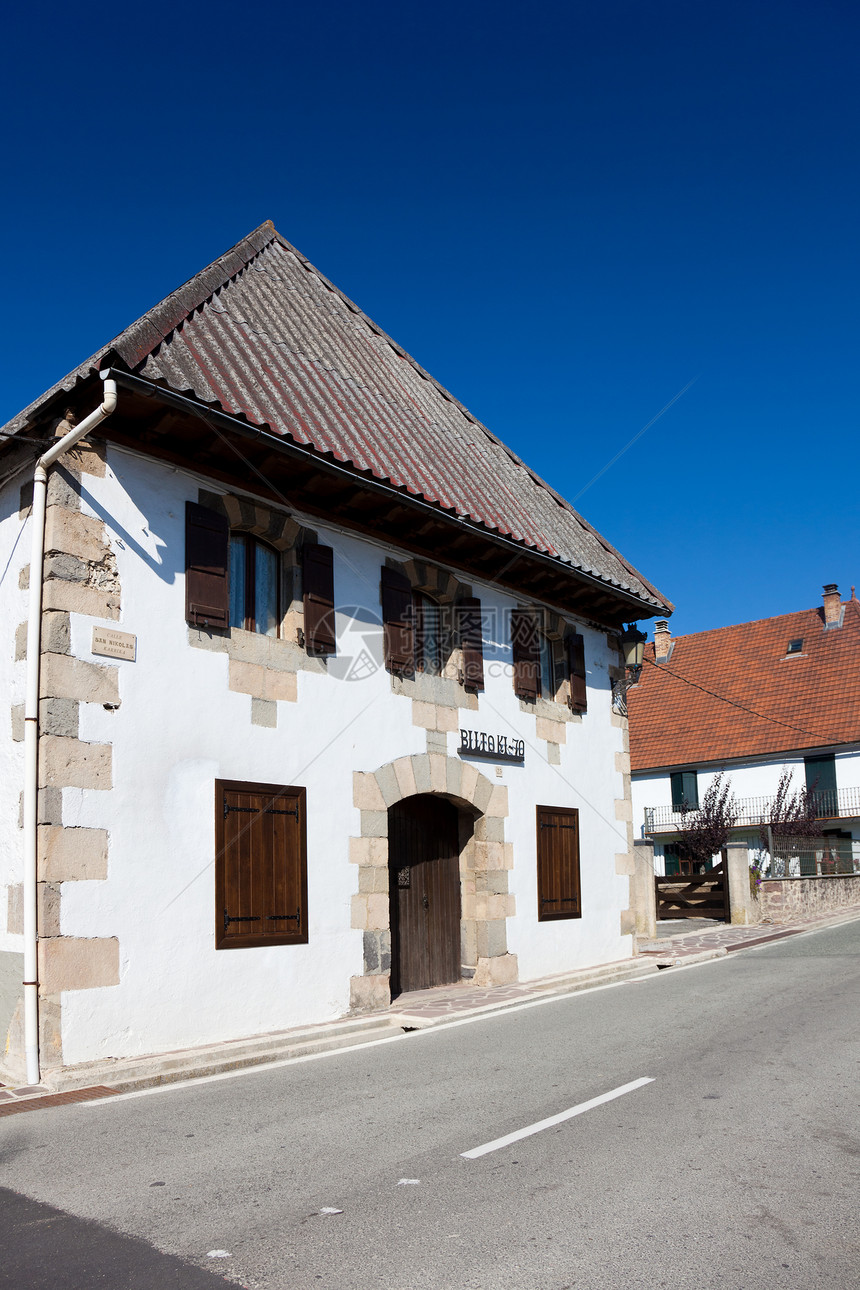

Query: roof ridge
[662,603,837,642]
[114,222,279,368]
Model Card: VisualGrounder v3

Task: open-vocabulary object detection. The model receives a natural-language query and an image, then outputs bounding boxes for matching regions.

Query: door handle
[422,894,429,910]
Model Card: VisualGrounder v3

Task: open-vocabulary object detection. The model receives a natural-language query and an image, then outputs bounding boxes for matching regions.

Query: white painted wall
[14,446,634,1065]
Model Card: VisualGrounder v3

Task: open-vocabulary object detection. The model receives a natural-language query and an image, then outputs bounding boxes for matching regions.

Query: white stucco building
[0,223,672,1086]
[628,596,860,876]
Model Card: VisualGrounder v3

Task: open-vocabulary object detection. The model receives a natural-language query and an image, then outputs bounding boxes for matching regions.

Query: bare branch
[759,767,820,853]
[679,772,739,867]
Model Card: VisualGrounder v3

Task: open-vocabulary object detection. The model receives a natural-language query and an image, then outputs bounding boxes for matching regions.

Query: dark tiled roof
[3,222,671,613]
[628,597,860,771]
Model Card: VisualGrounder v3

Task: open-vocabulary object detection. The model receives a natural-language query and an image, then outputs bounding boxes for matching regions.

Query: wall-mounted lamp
[621,623,647,680]
[612,623,648,717]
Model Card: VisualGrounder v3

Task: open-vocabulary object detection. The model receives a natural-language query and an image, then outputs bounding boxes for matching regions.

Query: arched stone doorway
[349,753,518,1012]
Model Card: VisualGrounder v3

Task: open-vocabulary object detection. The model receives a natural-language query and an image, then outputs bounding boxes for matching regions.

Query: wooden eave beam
[60,381,657,630]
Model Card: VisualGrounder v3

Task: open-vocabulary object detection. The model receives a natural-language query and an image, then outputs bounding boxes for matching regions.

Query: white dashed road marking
[461,1077,655,1159]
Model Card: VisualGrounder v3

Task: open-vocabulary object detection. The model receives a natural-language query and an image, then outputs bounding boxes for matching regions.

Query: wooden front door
[389,796,461,996]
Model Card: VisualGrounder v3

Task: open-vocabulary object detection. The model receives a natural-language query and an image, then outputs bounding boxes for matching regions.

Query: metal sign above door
[459,729,525,763]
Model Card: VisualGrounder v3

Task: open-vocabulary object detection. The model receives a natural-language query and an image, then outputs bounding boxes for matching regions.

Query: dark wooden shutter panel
[216,781,308,949]
[457,597,484,690]
[381,566,414,675]
[302,543,336,654]
[185,502,229,628]
[511,609,539,700]
[536,806,581,921]
[567,632,587,713]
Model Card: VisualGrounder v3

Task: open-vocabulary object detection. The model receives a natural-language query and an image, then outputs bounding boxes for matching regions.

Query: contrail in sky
[571,375,699,504]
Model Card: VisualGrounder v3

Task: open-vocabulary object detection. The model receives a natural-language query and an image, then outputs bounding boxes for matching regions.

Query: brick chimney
[822,583,843,628]
[654,620,672,662]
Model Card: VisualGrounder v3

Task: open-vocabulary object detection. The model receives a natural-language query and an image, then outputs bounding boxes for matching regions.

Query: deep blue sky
[3,1,858,636]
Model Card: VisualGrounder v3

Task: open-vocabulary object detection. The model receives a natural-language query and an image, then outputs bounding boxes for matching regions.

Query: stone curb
[38,1014,401,1095]
[652,947,728,968]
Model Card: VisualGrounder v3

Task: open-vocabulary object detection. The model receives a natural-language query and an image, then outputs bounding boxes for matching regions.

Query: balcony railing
[767,835,859,878]
[643,786,860,834]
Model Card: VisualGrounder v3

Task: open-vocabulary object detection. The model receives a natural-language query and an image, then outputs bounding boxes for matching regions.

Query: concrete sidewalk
[637,902,860,966]
[3,903,859,1111]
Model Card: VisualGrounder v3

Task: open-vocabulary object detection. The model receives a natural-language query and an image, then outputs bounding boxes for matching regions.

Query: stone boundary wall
[759,874,860,922]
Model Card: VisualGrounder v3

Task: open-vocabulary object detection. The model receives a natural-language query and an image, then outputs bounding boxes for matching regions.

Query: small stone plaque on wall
[92,626,136,662]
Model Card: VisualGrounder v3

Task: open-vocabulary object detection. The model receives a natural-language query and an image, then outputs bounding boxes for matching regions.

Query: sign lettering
[92,627,136,662]
[459,729,525,763]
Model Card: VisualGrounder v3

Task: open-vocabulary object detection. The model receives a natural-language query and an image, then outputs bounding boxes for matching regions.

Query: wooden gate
[389,796,461,996]
[655,859,729,921]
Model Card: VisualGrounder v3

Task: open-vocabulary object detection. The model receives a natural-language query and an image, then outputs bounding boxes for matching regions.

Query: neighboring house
[628,587,860,875]
[0,222,672,1086]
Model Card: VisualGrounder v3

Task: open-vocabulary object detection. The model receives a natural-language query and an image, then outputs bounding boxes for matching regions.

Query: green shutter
[671,770,698,809]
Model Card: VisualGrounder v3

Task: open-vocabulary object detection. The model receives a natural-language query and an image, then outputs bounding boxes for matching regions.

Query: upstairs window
[380,568,467,681]
[804,754,838,817]
[670,769,699,810]
[786,638,803,655]
[512,612,586,710]
[538,632,556,700]
[230,535,279,637]
[414,592,443,676]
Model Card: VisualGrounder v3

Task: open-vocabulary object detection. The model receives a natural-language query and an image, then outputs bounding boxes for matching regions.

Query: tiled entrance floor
[391,980,541,1023]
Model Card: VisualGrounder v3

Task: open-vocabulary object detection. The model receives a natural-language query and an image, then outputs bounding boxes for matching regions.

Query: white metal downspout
[22,374,117,1085]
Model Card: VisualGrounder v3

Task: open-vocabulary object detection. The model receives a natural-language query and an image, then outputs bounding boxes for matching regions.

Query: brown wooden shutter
[215,780,308,949]
[536,806,581,921]
[511,608,539,700]
[302,543,336,654]
[457,597,484,690]
[185,502,229,628]
[381,566,414,675]
[568,632,587,713]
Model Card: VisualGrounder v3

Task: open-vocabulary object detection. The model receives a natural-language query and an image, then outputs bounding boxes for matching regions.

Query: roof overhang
[7,366,670,630]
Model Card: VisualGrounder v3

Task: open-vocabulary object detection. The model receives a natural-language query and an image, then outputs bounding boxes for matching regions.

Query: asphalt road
[2,920,859,1290]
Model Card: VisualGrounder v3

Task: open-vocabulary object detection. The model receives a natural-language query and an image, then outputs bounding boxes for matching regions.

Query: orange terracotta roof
[628,597,860,771]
